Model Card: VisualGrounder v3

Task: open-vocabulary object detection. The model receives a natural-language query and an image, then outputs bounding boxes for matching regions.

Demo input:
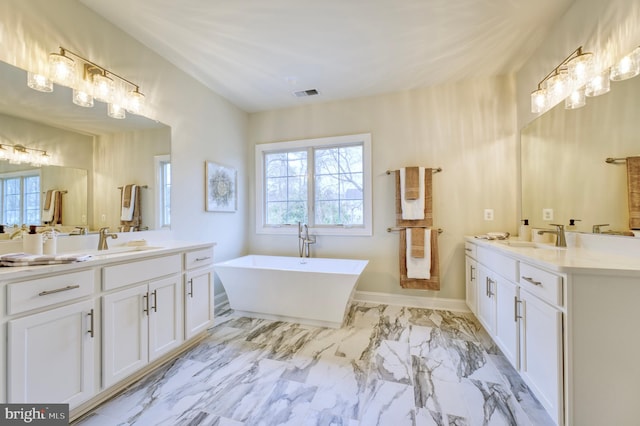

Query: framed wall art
[205,161,237,212]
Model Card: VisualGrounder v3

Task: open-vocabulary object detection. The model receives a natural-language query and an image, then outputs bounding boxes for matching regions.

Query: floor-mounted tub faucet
[298,222,316,257]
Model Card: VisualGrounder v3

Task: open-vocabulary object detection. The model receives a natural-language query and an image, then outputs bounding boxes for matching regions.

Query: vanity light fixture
[0,143,52,167]
[585,70,610,97]
[531,47,593,113]
[26,46,146,118]
[610,47,640,81]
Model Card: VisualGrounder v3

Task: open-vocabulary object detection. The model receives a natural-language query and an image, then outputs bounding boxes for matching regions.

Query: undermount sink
[497,240,561,250]
[74,245,164,258]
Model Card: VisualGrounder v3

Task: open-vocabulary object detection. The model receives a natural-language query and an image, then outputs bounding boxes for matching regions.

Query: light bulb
[27,72,53,92]
[48,52,75,85]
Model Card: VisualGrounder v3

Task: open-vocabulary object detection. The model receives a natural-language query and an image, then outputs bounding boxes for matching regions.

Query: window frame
[154,154,171,229]
[0,169,42,226]
[256,133,372,236]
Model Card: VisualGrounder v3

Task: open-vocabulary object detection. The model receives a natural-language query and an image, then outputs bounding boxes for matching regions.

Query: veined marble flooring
[75,303,554,426]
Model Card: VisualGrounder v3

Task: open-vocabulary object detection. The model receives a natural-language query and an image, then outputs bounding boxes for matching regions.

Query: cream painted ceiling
[80,0,574,113]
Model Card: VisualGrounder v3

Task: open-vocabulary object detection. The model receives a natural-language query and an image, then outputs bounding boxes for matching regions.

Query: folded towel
[411,227,425,258]
[404,167,420,200]
[0,252,92,266]
[406,228,431,279]
[627,157,640,229]
[400,167,425,220]
[42,190,58,223]
[121,184,137,221]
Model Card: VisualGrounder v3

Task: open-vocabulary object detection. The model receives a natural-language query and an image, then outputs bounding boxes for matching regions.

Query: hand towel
[411,227,425,258]
[42,190,58,223]
[627,157,640,229]
[406,228,431,279]
[121,185,137,221]
[404,167,420,200]
[400,167,425,220]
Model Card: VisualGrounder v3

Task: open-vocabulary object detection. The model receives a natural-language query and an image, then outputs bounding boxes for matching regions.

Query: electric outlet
[101,214,106,223]
[484,209,494,221]
[542,208,554,221]
[81,214,87,225]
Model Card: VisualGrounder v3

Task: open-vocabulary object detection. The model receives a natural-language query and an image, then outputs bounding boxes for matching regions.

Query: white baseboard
[214,292,229,310]
[353,291,470,312]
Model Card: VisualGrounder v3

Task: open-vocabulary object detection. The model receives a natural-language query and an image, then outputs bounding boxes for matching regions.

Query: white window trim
[256,133,372,236]
[154,154,171,229]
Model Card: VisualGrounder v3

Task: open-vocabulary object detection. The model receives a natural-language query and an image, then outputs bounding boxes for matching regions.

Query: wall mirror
[0,59,171,235]
[521,66,640,235]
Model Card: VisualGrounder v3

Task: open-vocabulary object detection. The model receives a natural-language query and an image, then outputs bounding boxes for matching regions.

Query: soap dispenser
[568,218,581,231]
[23,225,43,255]
[519,219,531,241]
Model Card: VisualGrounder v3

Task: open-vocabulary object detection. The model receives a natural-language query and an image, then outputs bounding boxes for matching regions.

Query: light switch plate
[484,209,494,221]
[542,208,554,221]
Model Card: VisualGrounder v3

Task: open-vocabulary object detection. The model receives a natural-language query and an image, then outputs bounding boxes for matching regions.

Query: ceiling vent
[293,89,319,97]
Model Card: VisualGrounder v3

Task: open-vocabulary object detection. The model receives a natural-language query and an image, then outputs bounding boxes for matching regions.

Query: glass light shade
[567,52,594,87]
[108,102,126,119]
[93,73,114,102]
[585,71,610,97]
[565,87,586,109]
[610,52,640,81]
[72,88,94,107]
[27,72,53,92]
[544,72,568,105]
[48,52,75,85]
[126,89,145,114]
[531,88,547,113]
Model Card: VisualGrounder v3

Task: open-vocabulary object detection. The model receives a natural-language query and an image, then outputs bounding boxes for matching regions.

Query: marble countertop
[466,235,640,277]
[0,239,215,281]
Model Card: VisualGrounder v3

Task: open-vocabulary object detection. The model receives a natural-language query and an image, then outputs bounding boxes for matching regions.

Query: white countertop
[0,240,215,281]
[466,234,640,277]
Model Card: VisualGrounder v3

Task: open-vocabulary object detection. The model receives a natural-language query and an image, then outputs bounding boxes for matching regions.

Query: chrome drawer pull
[38,284,80,296]
[195,256,211,262]
[87,309,95,338]
[522,276,542,286]
[470,265,476,281]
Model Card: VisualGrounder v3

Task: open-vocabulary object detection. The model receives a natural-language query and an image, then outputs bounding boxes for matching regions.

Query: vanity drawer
[7,269,94,315]
[464,242,477,259]
[477,246,517,282]
[102,254,181,291]
[184,246,214,270]
[519,263,563,307]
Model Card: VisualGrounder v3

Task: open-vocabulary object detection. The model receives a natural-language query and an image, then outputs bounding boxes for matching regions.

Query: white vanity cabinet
[6,269,97,409]
[468,241,564,425]
[184,247,214,339]
[102,255,183,388]
[464,242,478,314]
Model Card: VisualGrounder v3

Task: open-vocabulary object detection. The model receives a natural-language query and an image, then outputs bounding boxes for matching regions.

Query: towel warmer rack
[41,190,68,194]
[386,167,442,175]
[387,227,443,234]
[605,157,628,164]
[117,185,149,189]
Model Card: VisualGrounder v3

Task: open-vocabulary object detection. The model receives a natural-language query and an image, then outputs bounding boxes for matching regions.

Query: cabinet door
[8,299,96,409]
[519,288,563,425]
[476,264,496,335]
[103,284,149,388]
[184,268,213,339]
[149,275,183,362]
[494,277,519,368]
[465,256,478,314]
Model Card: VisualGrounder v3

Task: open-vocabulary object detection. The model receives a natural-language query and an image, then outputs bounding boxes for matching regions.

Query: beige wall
[0,1,250,299]
[249,76,518,300]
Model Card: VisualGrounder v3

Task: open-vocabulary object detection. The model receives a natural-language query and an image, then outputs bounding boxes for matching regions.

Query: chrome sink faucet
[298,222,316,258]
[537,224,567,247]
[98,227,118,250]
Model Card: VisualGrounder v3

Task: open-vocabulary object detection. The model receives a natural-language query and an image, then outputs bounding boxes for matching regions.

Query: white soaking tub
[214,255,369,328]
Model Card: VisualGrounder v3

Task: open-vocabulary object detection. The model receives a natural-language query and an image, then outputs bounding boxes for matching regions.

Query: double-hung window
[0,171,41,226]
[256,133,371,236]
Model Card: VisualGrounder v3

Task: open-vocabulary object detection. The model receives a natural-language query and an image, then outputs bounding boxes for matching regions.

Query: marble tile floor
[75,302,554,426]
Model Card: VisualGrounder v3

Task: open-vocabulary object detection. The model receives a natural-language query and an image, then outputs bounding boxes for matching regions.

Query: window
[1,171,41,226]
[154,155,171,228]
[256,133,371,236]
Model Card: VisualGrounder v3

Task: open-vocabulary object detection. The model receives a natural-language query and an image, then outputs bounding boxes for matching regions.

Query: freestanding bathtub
[214,255,369,328]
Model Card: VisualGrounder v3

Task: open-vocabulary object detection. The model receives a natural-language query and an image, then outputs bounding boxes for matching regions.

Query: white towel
[42,190,58,223]
[121,185,137,221]
[406,228,431,279]
[400,167,425,220]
